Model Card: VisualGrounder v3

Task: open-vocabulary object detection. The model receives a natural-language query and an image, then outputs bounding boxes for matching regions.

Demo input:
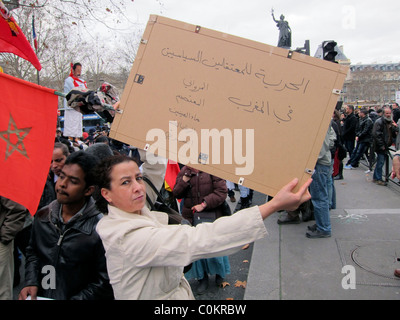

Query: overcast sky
[114,0,400,65]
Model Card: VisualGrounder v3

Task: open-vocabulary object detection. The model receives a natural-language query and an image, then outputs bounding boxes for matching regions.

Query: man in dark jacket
[19,151,113,300]
[392,103,400,124]
[342,105,358,164]
[372,107,399,185]
[38,143,70,211]
[344,108,373,169]
[0,197,27,300]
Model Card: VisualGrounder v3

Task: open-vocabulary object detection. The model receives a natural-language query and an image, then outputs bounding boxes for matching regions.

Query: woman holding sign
[94,155,311,300]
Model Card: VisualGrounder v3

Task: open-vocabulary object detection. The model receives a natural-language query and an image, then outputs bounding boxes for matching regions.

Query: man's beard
[384,115,393,122]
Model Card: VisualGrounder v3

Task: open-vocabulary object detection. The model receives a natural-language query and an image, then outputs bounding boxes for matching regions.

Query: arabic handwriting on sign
[161,48,312,94]
[274,106,293,123]
[274,79,310,93]
[228,97,294,123]
[161,47,252,76]
[169,107,201,123]
[161,48,203,63]
[202,58,252,76]
[227,97,266,115]
[254,71,283,88]
[183,79,209,92]
[254,69,310,93]
[176,94,205,107]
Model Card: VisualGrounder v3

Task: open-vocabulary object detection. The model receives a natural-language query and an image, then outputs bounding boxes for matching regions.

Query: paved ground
[245,161,400,300]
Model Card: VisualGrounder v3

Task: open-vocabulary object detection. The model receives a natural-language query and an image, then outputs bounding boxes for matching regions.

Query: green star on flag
[0,114,31,160]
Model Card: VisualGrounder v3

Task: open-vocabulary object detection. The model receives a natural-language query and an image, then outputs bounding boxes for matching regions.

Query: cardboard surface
[110,15,349,197]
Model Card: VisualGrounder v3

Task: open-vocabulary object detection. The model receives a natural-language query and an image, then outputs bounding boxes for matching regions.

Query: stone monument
[271,8,292,49]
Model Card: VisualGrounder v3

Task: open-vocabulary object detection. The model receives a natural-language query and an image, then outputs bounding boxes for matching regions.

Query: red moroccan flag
[0,2,42,70]
[0,72,58,215]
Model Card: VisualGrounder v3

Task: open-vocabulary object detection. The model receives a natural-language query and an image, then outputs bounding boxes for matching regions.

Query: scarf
[69,63,87,88]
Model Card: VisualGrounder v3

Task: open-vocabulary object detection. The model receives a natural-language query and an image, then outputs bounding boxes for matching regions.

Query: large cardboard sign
[109,15,349,196]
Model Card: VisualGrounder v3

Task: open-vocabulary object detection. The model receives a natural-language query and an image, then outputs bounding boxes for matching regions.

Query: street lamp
[295,40,310,56]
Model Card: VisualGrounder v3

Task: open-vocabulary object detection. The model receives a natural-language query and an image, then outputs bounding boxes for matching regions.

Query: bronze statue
[271,9,292,49]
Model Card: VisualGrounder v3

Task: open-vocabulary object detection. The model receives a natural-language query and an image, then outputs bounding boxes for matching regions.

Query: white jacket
[63,76,86,137]
[96,205,268,300]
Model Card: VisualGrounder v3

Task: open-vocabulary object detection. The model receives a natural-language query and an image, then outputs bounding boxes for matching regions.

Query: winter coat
[24,198,113,300]
[172,167,227,223]
[330,120,340,158]
[372,117,399,153]
[96,204,267,300]
[0,196,27,245]
[37,170,57,211]
[342,112,358,141]
[317,125,336,167]
[369,111,379,123]
[355,116,373,144]
[393,108,400,124]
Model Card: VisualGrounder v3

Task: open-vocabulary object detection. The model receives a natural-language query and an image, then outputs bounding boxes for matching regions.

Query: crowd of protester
[2,102,400,300]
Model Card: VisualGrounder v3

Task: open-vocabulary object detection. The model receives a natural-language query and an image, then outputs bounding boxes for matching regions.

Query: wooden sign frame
[109,15,349,196]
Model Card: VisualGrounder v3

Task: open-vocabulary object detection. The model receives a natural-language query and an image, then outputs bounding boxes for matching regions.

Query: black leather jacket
[356,116,373,144]
[373,117,399,153]
[342,113,358,141]
[24,198,113,300]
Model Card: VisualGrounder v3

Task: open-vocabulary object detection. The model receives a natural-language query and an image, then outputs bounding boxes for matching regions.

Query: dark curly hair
[93,155,140,214]
[64,150,99,188]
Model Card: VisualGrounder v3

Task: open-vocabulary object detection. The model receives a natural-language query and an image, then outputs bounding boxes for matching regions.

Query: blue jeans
[238,185,250,198]
[349,142,368,167]
[344,139,355,161]
[310,163,331,233]
[328,160,336,209]
[373,152,386,181]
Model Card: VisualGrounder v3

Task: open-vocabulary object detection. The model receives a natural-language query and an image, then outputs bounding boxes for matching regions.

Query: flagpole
[36,62,39,85]
[32,14,39,84]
